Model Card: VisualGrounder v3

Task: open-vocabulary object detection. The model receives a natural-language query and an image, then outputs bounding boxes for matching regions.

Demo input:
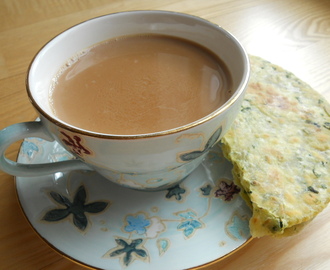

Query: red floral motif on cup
[60,131,92,157]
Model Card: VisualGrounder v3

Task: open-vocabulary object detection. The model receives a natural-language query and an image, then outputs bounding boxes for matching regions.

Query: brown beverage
[50,34,232,135]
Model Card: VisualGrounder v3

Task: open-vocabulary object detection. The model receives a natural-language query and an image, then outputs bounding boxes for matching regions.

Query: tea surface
[50,34,232,135]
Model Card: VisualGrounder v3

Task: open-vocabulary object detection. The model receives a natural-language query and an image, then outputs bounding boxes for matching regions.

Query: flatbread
[221,55,330,237]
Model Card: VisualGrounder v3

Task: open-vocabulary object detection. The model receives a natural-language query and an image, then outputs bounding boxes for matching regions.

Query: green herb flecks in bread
[221,55,330,237]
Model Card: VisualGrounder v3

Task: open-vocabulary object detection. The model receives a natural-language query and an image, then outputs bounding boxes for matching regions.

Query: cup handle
[0,121,92,177]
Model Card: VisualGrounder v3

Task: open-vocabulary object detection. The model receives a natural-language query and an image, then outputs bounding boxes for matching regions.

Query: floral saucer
[16,138,252,270]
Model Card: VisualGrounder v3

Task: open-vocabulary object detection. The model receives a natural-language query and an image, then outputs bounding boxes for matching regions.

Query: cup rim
[26,10,250,140]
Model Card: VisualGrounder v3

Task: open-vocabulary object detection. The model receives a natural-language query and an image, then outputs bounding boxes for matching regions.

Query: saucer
[16,138,252,270]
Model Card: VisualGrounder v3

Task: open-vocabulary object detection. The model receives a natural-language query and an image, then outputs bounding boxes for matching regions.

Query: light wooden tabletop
[0,1,329,269]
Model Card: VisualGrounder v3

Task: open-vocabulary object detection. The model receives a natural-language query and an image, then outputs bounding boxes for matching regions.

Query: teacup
[0,11,249,191]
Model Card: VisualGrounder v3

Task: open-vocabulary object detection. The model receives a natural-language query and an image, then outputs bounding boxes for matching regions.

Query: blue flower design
[176,210,204,238]
[200,184,213,196]
[166,184,186,201]
[124,213,151,234]
[109,238,148,266]
[22,140,39,158]
[42,185,109,231]
[225,213,251,240]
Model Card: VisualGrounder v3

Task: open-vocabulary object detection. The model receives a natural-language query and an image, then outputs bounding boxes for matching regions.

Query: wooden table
[1,1,329,269]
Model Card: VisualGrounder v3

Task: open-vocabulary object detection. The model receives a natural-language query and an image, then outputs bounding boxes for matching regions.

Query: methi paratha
[221,55,330,237]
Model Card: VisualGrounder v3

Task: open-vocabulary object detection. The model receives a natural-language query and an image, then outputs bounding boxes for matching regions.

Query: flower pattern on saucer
[123,212,166,239]
[18,138,252,269]
[124,213,151,235]
[42,185,109,231]
[176,209,204,239]
[199,179,240,202]
[165,184,186,201]
[225,211,250,240]
[105,237,149,267]
[215,181,241,201]
[21,139,39,159]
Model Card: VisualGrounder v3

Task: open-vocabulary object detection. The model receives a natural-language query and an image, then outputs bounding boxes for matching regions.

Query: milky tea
[50,34,233,135]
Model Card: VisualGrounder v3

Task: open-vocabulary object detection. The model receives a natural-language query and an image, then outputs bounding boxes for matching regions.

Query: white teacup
[0,11,249,191]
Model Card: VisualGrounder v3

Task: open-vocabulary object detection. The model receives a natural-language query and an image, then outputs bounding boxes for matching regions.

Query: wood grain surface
[0,1,329,269]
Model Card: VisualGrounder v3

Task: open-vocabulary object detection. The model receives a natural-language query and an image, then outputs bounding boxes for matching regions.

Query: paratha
[221,55,330,237]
